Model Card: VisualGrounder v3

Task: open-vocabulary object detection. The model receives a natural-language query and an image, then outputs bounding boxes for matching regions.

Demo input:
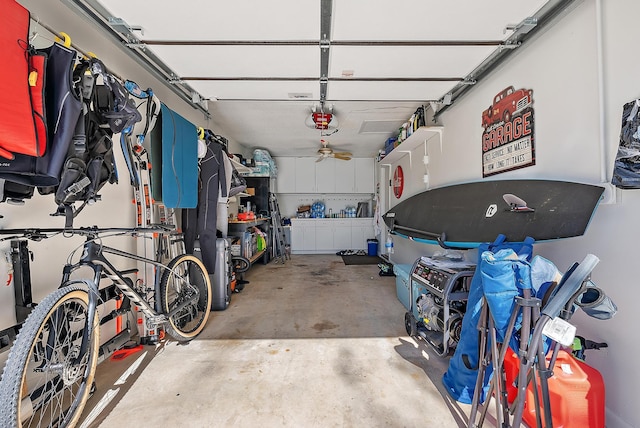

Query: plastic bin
[393,264,413,310]
[367,239,378,256]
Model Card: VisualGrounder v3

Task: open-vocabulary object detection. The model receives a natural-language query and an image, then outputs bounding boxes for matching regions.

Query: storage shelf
[230,156,252,174]
[249,248,267,264]
[378,126,443,165]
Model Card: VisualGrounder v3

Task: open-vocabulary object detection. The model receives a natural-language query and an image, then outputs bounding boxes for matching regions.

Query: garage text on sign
[481,86,535,177]
[482,111,532,153]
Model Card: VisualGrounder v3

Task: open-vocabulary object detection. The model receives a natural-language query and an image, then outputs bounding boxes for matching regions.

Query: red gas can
[503,349,605,428]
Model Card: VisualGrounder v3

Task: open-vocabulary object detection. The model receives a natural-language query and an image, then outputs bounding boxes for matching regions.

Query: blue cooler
[393,264,413,310]
[367,239,378,256]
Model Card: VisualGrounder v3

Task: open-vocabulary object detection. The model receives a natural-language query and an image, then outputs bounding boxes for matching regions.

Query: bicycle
[0,226,212,427]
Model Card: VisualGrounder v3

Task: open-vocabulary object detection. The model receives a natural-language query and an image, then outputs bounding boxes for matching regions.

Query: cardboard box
[246,188,256,196]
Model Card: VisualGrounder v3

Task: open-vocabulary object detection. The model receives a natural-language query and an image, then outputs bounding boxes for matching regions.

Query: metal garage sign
[481,86,535,177]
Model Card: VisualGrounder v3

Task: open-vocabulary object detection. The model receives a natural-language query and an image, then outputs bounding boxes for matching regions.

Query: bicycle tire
[0,285,99,428]
[160,254,212,341]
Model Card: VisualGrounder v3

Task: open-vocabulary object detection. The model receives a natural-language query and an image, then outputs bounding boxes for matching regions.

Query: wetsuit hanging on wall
[217,151,233,238]
[182,131,227,274]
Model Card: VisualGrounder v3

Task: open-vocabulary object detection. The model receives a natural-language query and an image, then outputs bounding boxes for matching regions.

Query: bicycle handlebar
[0,224,176,241]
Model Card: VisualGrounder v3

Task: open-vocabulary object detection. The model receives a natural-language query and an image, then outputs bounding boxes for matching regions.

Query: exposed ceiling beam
[209,98,439,102]
[180,77,463,82]
[140,40,503,47]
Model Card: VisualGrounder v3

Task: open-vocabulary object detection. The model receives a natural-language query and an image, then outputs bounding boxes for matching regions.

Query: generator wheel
[404,312,417,337]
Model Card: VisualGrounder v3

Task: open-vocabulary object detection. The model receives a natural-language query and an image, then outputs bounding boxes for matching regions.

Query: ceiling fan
[317,139,352,162]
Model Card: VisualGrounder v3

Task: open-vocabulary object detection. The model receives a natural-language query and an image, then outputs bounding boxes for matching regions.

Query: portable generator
[405,256,476,356]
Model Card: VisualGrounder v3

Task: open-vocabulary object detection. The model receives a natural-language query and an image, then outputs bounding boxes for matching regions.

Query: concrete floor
[79,255,478,427]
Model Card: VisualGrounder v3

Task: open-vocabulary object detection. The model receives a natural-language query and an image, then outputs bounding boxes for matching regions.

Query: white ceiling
[91,0,551,157]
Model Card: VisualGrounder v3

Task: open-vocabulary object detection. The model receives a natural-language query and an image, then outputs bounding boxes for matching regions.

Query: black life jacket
[46,58,140,227]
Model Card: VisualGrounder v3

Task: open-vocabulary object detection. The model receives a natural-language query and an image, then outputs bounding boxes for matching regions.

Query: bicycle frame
[59,237,201,362]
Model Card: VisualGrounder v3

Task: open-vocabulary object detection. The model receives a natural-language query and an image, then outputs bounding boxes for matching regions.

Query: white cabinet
[315,220,334,251]
[290,221,304,249]
[291,219,316,251]
[352,218,375,250]
[333,220,352,250]
[275,157,373,194]
[302,225,316,250]
[275,157,317,193]
[291,218,374,254]
[315,158,336,193]
[354,158,374,193]
[317,158,357,193]
[295,158,317,192]
[275,157,296,193]
[334,160,355,193]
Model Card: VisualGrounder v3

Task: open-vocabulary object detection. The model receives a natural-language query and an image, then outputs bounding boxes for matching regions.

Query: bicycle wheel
[160,254,212,341]
[0,285,99,428]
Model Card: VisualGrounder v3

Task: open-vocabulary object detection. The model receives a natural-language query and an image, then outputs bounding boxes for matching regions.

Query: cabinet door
[303,224,316,250]
[315,223,334,250]
[352,219,374,250]
[291,221,304,251]
[295,158,317,193]
[275,157,296,193]
[351,226,367,250]
[333,221,352,250]
[292,220,316,252]
[334,160,355,193]
[315,157,336,193]
[354,158,374,193]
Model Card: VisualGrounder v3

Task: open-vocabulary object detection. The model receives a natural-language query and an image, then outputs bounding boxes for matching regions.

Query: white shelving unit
[230,155,252,174]
[378,126,444,166]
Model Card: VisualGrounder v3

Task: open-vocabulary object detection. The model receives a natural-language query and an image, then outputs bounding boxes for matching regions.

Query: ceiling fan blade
[316,155,325,162]
[333,153,352,161]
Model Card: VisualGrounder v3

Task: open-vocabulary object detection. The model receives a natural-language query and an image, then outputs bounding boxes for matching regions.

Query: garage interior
[0,0,638,427]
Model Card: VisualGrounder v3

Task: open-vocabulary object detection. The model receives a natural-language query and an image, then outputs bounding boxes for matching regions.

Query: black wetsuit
[183,139,227,274]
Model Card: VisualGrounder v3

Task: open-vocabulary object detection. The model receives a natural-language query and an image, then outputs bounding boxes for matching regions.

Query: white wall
[381,1,638,426]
